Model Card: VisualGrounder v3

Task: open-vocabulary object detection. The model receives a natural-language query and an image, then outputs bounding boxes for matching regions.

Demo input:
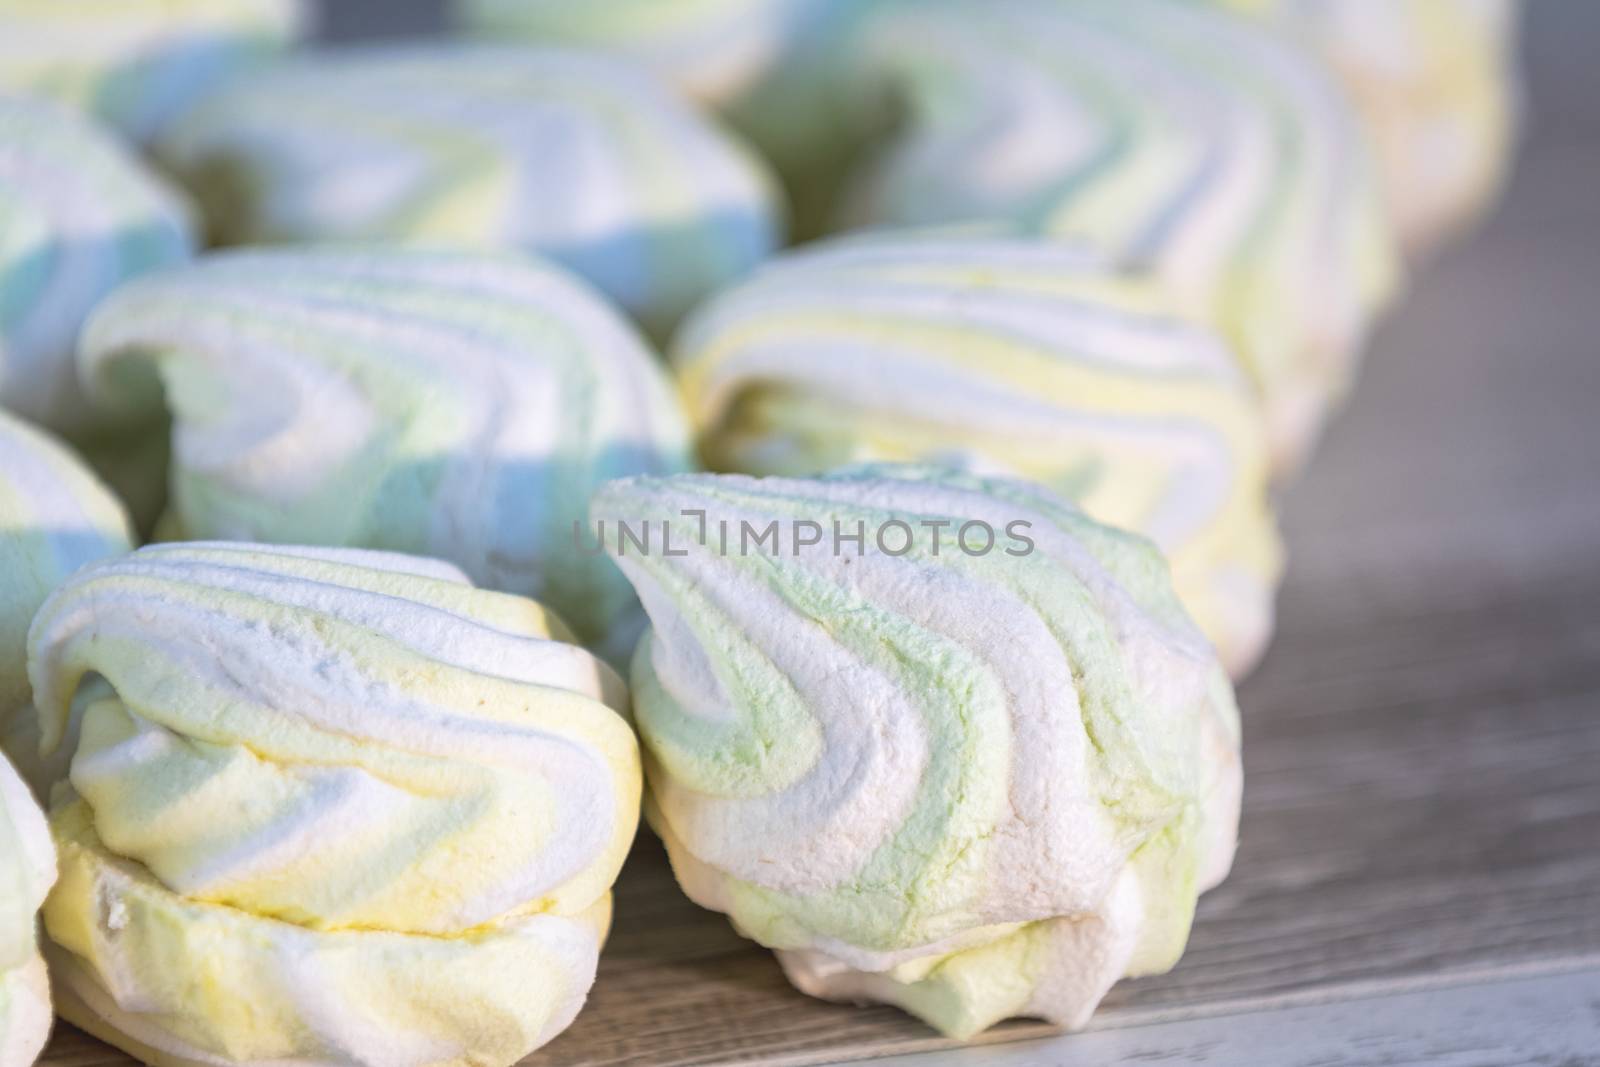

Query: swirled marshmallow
[154,45,784,336]
[592,464,1241,1037]
[673,233,1283,677]
[31,542,641,1067]
[80,245,693,665]
[843,0,1402,473]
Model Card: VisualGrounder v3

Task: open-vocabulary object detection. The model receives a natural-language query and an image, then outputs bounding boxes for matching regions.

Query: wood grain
[33,3,1600,1066]
[879,967,1600,1067]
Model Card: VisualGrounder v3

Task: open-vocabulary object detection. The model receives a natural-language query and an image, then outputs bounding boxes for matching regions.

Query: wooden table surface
[37,3,1600,1066]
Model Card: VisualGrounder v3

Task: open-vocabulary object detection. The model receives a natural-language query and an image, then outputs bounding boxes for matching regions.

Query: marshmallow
[154,45,784,337]
[31,543,641,1067]
[592,464,1241,1037]
[843,0,1402,474]
[673,233,1282,676]
[80,245,693,665]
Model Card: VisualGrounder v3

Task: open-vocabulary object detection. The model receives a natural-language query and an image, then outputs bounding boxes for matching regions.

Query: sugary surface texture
[593,465,1241,1037]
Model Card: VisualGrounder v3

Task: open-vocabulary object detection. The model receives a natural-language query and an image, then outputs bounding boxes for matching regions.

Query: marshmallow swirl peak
[674,233,1283,677]
[0,0,310,142]
[154,44,784,336]
[80,245,693,665]
[0,96,194,435]
[592,465,1242,1037]
[843,0,1401,473]
[31,543,641,1067]
[0,752,54,1067]
[0,411,134,792]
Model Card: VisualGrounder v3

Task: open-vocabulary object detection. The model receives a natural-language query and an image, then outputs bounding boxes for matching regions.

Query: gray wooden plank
[861,966,1600,1067]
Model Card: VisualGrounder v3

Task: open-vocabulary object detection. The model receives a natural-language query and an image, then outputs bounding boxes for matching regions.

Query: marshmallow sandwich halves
[593,465,1242,1038]
[30,543,641,1067]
